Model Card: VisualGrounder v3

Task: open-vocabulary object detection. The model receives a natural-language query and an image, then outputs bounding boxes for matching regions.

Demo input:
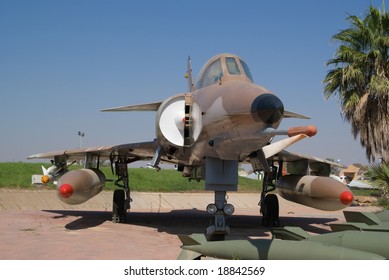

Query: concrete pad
[0,189,382,259]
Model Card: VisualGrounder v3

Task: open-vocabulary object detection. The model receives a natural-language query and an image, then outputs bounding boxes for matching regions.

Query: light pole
[78,131,85,148]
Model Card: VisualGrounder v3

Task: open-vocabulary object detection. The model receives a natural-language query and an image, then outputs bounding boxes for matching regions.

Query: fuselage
[155,53,285,166]
[191,80,282,163]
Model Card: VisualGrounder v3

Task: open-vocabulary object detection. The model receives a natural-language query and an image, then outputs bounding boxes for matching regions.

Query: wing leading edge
[267,150,345,177]
[271,150,344,168]
[101,101,163,112]
[27,141,159,162]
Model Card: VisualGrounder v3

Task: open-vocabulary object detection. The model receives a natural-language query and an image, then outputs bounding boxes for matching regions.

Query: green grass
[351,187,389,209]
[0,162,261,192]
[351,188,378,197]
[0,162,43,189]
[2,163,385,203]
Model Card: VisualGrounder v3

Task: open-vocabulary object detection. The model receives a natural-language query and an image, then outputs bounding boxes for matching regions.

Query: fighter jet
[28,53,353,238]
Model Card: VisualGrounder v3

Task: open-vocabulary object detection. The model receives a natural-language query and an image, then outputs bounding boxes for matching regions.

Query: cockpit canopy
[195,54,254,89]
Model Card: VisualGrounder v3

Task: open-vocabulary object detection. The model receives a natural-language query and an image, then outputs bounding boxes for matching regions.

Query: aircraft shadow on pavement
[43,209,337,237]
[44,210,111,230]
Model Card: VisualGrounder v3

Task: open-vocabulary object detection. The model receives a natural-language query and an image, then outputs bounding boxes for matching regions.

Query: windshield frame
[196,58,223,89]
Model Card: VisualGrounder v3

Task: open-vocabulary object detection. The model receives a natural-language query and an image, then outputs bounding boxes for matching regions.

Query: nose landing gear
[206,191,235,240]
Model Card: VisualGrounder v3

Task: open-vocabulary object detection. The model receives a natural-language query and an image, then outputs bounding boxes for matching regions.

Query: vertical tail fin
[186,56,194,92]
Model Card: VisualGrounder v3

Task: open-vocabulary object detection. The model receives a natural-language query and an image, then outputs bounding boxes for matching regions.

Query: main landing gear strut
[259,162,281,227]
[249,150,281,227]
[112,157,133,223]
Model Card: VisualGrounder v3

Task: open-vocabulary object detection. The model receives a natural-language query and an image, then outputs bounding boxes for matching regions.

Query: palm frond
[324,4,389,163]
[366,163,389,196]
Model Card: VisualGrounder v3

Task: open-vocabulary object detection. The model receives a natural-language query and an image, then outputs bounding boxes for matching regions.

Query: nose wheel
[205,191,235,241]
[203,158,239,241]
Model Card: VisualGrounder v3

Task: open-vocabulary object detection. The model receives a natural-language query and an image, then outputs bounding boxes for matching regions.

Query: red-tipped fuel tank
[275,175,353,211]
[56,168,106,205]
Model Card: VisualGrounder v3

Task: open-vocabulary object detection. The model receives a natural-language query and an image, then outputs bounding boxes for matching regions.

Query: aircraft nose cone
[251,93,284,124]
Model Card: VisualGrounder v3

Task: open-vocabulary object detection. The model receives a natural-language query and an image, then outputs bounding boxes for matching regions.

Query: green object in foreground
[177,233,385,260]
[330,210,389,232]
[272,226,389,259]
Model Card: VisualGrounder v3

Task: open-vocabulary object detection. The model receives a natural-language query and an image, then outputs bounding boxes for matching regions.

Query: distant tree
[323,4,389,163]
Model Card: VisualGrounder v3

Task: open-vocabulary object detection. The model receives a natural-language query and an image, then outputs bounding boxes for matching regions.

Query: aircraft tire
[261,194,280,227]
[112,189,126,223]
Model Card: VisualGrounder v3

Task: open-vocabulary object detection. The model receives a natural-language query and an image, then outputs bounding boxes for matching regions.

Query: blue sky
[0,0,383,165]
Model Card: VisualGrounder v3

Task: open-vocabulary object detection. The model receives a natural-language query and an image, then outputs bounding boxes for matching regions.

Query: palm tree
[323,4,389,163]
[365,163,389,207]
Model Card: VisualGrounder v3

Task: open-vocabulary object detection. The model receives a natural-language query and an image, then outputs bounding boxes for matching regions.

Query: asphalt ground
[0,189,382,260]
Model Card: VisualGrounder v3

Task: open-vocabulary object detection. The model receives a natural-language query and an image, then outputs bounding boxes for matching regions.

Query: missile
[343,210,389,223]
[177,234,384,260]
[41,165,58,184]
[275,175,354,211]
[273,226,389,259]
[309,230,389,259]
[331,223,389,232]
[330,210,389,232]
[56,168,106,205]
[40,160,77,184]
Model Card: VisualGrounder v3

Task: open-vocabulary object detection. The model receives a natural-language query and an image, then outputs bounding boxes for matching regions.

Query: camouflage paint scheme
[28,54,353,235]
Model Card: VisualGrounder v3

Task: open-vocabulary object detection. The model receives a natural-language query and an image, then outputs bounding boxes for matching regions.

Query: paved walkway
[0,189,262,211]
[0,189,382,259]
